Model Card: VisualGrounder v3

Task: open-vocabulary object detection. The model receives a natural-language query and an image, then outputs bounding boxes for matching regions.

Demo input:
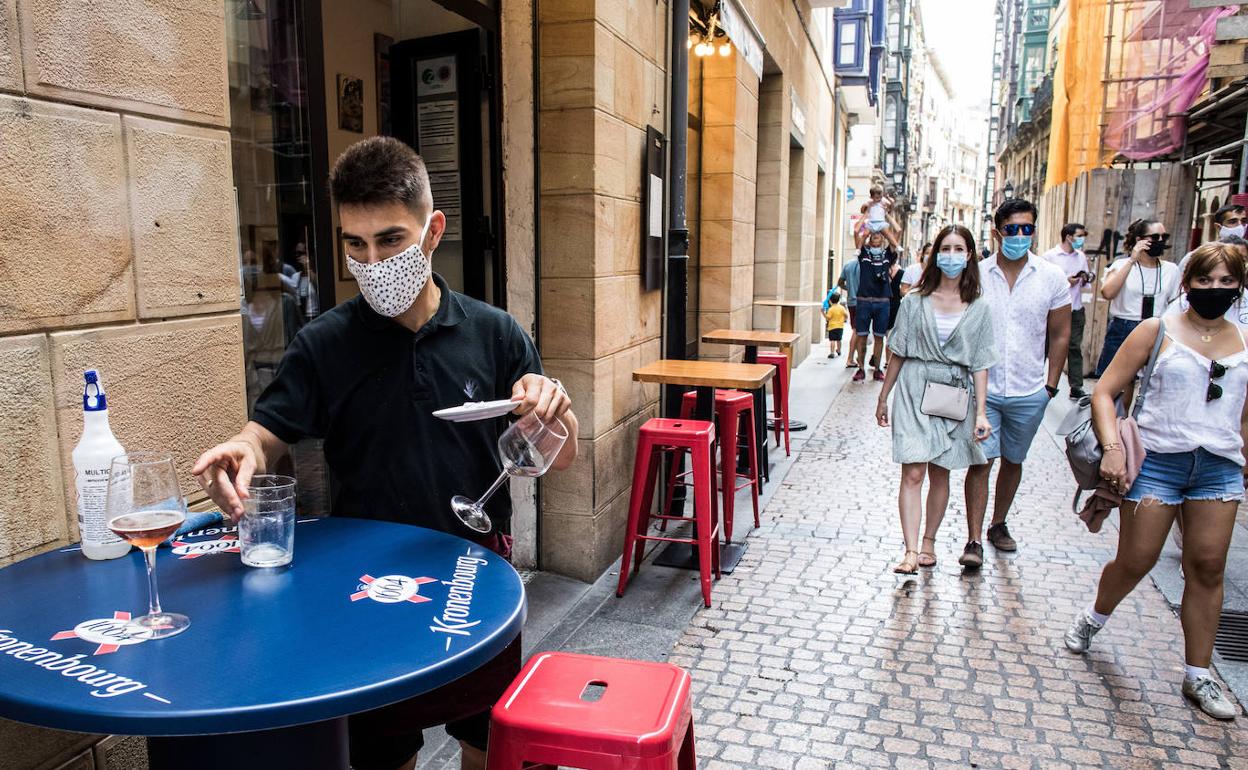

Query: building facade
[1,1,848,765]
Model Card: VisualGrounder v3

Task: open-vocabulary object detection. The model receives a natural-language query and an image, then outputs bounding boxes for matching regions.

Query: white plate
[433,398,518,423]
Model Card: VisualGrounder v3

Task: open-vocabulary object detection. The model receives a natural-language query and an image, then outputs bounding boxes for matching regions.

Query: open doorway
[321,0,504,307]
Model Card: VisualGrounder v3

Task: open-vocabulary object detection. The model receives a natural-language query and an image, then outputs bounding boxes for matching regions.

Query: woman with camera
[1095,219,1182,375]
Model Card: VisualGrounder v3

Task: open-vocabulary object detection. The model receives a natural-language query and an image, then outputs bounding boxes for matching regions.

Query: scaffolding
[1047,0,1231,188]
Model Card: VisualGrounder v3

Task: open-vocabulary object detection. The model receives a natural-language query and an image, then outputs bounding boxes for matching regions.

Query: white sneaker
[1182,676,1238,720]
[1064,611,1102,654]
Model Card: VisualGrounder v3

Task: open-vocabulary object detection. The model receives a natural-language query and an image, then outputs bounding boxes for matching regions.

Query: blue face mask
[867,246,884,257]
[1001,235,1032,260]
[936,253,968,278]
[1072,236,1085,250]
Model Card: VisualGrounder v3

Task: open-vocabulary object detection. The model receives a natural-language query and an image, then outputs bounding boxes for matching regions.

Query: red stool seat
[757,351,790,456]
[487,652,697,769]
[671,389,760,541]
[618,418,721,606]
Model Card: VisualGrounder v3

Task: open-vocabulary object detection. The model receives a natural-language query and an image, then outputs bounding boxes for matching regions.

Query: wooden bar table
[633,359,775,573]
[701,330,801,483]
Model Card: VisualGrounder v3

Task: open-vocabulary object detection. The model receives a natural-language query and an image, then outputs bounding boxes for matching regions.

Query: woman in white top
[1066,242,1248,720]
[1095,219,1182,375]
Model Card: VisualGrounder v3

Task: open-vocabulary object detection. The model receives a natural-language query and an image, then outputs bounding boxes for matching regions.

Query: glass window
[837,20,858,68]
[883,96,898,149]
[227,1,332,516]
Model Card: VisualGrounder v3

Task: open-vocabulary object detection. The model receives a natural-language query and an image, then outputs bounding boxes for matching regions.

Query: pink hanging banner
[1103,3,1240,161]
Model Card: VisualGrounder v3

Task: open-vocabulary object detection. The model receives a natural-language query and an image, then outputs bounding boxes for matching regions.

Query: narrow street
[668,362,1248,769]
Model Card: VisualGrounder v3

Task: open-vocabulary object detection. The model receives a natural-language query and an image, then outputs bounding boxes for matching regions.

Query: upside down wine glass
[451,412,569,534]
[105,452,190,639]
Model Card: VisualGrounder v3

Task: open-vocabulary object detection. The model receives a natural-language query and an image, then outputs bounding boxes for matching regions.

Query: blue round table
[0,517,526,769]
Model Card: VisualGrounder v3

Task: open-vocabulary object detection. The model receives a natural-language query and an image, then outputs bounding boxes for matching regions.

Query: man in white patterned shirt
[960,199,1072,569]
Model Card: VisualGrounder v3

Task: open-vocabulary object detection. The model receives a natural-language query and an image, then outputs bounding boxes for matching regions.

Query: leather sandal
[918,536,937,568]
[893,550,919,575]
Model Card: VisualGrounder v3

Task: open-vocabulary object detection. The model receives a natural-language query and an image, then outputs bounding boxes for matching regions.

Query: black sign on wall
[643,126,667,291]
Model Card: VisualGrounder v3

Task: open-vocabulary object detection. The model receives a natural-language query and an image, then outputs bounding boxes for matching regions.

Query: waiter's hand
[192,441,257,522]
[510,374,571,422]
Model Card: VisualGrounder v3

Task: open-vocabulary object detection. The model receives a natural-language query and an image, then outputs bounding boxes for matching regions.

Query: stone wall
[536,0,668,581]
[0,2,240,767]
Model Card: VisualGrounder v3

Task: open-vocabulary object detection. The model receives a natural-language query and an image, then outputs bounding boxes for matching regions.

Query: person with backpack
[1065,241,1248,721]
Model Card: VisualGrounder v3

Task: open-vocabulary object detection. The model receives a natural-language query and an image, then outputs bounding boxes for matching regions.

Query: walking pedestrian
[852,231,898,383]
[837,253,862,368]
[1095,219,1181,376]
[961,198,1071,567]
[900,243,932,294]
[1043,223,1092,398]
[1065,241,1248,721]
[876,225,995,573]
[823,292,848,358]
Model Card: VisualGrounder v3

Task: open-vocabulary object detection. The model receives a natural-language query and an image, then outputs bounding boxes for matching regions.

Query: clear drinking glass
[240,475,296,567]
[105,452,190,639]
[452,412,569,534]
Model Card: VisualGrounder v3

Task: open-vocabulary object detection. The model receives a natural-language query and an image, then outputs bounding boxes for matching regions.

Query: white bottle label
[77,467,123,546]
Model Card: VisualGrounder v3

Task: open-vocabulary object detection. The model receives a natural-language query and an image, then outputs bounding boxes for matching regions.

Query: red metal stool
[668,389,759,542]
[617,418,721,607]
[486,652,697,770]
[757,351,790,456]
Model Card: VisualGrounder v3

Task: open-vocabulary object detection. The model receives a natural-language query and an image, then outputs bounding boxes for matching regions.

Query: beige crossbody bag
[920,380,970,421]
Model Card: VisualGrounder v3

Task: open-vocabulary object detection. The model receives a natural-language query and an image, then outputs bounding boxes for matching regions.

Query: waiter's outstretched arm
[192,422,289,521]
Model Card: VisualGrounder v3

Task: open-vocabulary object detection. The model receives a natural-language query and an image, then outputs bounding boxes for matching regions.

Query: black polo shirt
[252,273,543,535]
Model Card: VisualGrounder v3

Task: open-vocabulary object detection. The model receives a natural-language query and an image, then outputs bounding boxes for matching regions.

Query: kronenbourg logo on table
[351,574,437,604]
[0,624,154,699]
[50,611,154,655]
[171,534,241,559]
[430,551,489,651]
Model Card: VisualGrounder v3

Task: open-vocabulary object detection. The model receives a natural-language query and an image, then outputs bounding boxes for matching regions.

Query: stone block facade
[0,1,239,766]
[536,0,668,581]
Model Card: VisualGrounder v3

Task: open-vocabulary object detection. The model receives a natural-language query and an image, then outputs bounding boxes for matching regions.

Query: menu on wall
[416,56,462,241]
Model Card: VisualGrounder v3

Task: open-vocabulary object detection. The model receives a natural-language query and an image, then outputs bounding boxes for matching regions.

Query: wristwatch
[1045,385,1059,398]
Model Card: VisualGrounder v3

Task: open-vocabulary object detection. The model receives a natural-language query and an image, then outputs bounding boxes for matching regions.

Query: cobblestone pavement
[669,366,1248,769]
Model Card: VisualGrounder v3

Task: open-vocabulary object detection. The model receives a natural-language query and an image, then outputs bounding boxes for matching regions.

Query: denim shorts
[855,298,891,337]
[1124,448,1245,506]
[981,389,1051,464]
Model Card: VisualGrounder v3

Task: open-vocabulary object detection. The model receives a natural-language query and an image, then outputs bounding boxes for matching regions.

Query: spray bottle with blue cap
[71,370,131,560]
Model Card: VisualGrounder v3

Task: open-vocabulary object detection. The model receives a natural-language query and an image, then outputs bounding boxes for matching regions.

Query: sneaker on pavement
[958,541,983,569]
[852,368,866,382]
[827,352,834,358]
[1182,676,1238,720]
[987,522,1017,552]
[1069,387,1087,400]
[1064,611,1102,654]
[873,370,885,382]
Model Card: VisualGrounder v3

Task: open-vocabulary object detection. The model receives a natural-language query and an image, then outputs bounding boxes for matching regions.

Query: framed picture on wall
[337,74,364,133]
[375,34,394,136]
[336,227,355,283]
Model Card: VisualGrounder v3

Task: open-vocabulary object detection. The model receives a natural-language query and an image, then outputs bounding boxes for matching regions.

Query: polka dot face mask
[346,218,432,317]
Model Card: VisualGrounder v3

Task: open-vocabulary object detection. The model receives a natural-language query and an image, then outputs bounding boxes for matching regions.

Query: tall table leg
[742,345,770,484]
[148,717,349,770]
[655,385,747,573]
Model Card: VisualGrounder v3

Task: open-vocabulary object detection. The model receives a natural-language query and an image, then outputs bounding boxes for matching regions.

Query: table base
[769,417,809,432]
[148,716,349,770]
[654,541,747,574]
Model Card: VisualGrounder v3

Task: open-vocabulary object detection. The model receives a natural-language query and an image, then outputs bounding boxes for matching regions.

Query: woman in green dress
[876,225,997,574]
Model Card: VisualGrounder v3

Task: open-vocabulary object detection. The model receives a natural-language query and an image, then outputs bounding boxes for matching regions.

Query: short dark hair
[829,292,841,304]
[915,225,981,304]
[1214,204,1246,225]
[994,198,1039,229]
[1061,223,1086,240]
[329,137,429,212]
[870,185,884,196]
